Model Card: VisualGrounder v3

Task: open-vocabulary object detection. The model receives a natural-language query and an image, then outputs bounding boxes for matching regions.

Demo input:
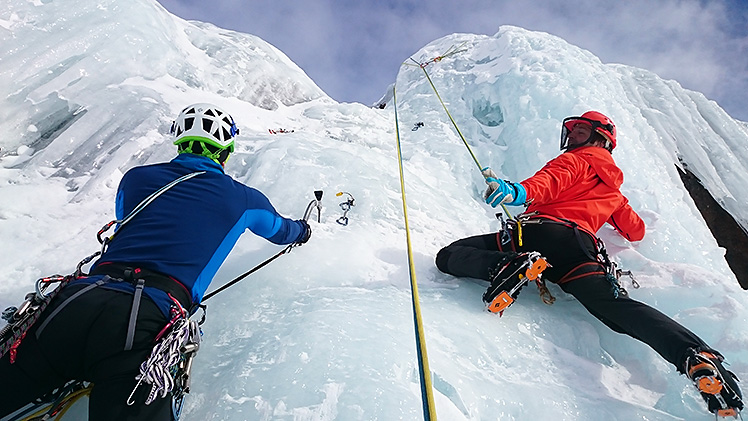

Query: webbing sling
[126,279,146,351]
[35,279,107,339]
[34,276,146,351]
[97,171,205,250]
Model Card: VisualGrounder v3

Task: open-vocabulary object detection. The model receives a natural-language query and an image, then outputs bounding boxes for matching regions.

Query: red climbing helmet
[560,111,617,151]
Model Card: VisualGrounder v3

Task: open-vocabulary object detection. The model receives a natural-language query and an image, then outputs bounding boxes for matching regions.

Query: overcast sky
[156,0,748,122]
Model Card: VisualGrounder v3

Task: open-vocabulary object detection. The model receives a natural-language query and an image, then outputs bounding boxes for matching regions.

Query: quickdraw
[615,265,640,289]
[127,297,201,421]
[335,191,355,226]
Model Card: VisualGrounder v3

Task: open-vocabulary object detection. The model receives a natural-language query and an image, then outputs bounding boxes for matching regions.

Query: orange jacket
[520,146,645,241]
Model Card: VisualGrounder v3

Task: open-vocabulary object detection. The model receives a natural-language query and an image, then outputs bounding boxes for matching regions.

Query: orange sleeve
[521,154,586,204]
[608,201,645,241]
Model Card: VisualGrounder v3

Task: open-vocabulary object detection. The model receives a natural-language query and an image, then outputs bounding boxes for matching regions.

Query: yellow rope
[409,50,521,243]
[19,384,92,421]
[393,85,437,421]
[412,57,482,171]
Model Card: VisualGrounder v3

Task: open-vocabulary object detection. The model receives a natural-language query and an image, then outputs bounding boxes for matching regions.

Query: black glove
[296,219,312,244]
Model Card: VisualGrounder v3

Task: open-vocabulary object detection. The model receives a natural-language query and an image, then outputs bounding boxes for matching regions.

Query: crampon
[685,349,744,418]
[482,252,549,316]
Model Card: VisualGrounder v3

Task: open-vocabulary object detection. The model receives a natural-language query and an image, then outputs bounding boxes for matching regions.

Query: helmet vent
[202,119,213,133]
[172,103,237,164]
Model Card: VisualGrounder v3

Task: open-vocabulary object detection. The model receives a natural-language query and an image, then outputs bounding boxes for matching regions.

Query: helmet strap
[177,140,231,166]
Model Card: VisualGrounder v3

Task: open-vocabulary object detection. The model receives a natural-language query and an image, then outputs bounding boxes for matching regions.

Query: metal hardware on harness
[495,212,511,245]
[1,273,73,361]
[615,264,640,289]
[176,321,201,395]
[127,316,201,407]
[0,250,101,361]
[336,192,355,226]
[170,319,201,420]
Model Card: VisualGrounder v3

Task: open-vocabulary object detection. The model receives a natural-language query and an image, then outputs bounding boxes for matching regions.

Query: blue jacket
[79,154,307,315]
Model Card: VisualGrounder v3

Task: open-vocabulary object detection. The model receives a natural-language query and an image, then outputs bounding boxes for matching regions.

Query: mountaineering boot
[483,251,548,315]
[684,348,744,418]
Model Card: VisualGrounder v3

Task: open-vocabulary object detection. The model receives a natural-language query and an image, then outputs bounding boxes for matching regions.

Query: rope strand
[408,49,518,226]
[393,85,437,421]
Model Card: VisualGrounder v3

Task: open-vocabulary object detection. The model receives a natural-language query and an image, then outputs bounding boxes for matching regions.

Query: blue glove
[481,167,527,207]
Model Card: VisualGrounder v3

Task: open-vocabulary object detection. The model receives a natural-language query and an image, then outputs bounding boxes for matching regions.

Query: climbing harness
[335,191,355,226]
[0,253,98,363]
[393,86,437,421]
[1,171,206,418]
[514,213,640,298]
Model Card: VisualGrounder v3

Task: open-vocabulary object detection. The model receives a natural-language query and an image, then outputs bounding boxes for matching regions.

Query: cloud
[157,0,748,120]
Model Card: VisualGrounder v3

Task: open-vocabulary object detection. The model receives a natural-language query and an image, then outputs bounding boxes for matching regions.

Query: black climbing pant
[435,222,712,372]
[0,281,173,420]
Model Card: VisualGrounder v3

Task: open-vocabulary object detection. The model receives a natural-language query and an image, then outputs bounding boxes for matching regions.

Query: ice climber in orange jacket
[435,111,743,417]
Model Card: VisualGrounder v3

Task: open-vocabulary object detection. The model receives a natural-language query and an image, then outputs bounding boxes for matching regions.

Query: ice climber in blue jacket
[0,103,311,420]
